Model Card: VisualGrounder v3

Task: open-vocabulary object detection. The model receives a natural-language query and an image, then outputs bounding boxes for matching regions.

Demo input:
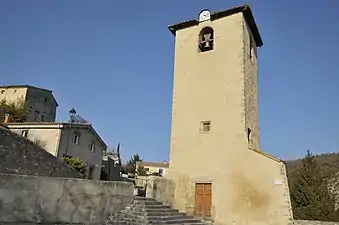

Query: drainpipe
[65,108,76,157]
[64,122,72,157]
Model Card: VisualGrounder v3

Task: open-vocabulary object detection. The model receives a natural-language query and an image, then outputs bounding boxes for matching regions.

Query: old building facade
[166,5,293,225]
[136,161,169,176]
[6,122,106,180]
[0,85,58,122]
[101,150,121,181]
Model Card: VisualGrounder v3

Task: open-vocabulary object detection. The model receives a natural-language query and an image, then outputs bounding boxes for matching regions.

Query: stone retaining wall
[0,126,84,178]
[293,220,339,225]
[146,176,175,206]
[0,174,134,224]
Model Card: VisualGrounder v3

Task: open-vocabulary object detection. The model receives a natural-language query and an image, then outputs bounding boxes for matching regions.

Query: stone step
[134,200,164,206]
[130,208,180,215]
[108,214,205,224]
[164,223,207,225]
[147,214,194,221]
[133,204,172,209]
[107,197,209,225]
[113,211,191,222]
[107,221,207,225]
[113,211,198,222]
[105,220,128,225]
[161,218,205,224]
[132,211,187,217]
[113,214,194,224]
[134,196,156,202]
[109,219,205,225]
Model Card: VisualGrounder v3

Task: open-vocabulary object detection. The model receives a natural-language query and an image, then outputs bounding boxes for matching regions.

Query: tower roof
[168,4,263,47]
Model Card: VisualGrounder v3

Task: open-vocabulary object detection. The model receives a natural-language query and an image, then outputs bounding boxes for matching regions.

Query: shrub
[62,156,86,175]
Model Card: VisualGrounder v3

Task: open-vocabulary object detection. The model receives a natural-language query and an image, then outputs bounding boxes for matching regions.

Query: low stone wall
[293,220,339,225]
[135,175,148,188]
[0,174,134,224]
[0,223,85,225]
[146,176,175,206]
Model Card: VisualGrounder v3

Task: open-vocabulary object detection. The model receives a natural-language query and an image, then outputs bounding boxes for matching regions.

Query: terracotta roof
[136,161,169,168]
[5,122,107,149]
[168,4,263,47]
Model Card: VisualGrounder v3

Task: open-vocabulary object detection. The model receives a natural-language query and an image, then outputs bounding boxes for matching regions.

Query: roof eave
[168,19,199,36]
[168,4,263,47]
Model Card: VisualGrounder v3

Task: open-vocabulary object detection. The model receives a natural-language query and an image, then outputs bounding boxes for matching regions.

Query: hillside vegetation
[285,151,339,221]
[286,153,339,181]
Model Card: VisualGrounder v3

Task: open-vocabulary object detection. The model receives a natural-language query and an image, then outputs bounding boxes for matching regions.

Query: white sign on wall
[274,179,283,185]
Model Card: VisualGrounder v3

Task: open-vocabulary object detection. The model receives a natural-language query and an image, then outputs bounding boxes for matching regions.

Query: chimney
[4,114,10,123]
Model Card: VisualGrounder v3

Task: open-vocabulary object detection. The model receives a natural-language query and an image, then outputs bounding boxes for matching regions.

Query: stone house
[6,122,107,179]
[136,161,169,176]
[0,85,58,122]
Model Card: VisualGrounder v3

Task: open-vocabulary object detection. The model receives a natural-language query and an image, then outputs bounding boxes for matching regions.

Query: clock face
[199,10,211,22]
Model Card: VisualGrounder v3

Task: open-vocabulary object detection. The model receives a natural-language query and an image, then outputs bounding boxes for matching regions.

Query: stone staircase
[105,196,210,225]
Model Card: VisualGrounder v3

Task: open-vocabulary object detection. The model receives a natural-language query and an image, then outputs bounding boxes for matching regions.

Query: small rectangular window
[73,134,80,145]
[89,141,95,152]
[200,121,211,133]
[44,97,48,105]
[21,130,29,138]
[1,90,5,94]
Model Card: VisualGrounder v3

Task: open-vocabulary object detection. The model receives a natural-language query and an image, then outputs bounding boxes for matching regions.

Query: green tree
[125,153,143,174]
[290,150,337,221]
[62,156,86,175]
[0,97,28,122]
[137,165,148,176]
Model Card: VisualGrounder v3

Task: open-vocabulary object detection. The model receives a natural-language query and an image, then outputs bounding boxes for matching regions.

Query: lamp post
[64,108,76,157]
[69,108,76,123]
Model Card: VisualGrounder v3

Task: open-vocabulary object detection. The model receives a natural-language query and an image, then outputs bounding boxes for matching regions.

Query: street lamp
[64,108,76,157]
[69,108,76,124]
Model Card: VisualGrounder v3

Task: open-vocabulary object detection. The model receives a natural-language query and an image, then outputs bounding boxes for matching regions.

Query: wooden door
[194,183,212,217]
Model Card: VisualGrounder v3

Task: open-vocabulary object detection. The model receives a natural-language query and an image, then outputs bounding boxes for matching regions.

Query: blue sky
[1,0,338,163]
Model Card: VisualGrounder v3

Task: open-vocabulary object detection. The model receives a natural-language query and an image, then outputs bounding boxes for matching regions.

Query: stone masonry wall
[146,176,175,206]
[293,220,339,225]
[0,174,134,224]
[26,87,57,122]
[0,126,84,178]
[242,16,260,150]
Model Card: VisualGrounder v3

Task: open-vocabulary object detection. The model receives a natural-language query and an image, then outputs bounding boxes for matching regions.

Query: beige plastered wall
[166,13,293,225]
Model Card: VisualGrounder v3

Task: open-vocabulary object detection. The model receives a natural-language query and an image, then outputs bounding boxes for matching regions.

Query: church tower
[169,4,262,171]
[167,5,293,225]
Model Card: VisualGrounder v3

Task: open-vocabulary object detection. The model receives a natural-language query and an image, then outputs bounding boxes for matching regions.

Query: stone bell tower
[166,4,293,225]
